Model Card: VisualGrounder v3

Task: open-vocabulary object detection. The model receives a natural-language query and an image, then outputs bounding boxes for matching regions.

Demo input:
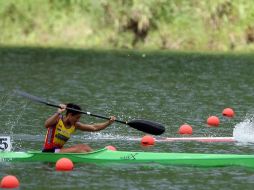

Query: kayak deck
[1,148,254,168]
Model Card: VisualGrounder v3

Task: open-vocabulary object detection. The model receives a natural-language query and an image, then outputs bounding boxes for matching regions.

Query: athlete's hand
[108,116,116,124]
[57,104,66,114]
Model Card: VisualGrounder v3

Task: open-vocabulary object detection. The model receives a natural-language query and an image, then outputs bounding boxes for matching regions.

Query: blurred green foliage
[1,0,254,51]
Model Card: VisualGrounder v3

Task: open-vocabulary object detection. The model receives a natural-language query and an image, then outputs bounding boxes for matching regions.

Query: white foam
[84,132,139,141]
[233,115,254,143]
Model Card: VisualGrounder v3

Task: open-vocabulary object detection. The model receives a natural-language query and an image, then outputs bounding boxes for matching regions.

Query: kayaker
[42,103,116,153]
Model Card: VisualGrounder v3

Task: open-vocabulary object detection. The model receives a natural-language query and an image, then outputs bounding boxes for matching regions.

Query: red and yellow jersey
[43,115,76,150]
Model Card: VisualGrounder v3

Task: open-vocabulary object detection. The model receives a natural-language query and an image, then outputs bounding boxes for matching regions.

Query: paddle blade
[14,90,48,104]
[127,119,165,135]
[14,90,60,109]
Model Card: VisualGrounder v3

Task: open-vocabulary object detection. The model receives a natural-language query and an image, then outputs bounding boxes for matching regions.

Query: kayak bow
[1,148,254,168]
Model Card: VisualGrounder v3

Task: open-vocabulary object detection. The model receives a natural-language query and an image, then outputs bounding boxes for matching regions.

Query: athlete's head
[66,103,82,124]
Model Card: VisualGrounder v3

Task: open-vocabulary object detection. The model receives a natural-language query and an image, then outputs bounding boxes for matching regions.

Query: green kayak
[1,148,254,168]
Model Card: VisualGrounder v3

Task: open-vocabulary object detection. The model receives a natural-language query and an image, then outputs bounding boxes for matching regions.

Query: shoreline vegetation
[1,0,254,51]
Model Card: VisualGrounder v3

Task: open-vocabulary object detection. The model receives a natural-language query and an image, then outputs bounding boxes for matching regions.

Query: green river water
[1,47,254,189]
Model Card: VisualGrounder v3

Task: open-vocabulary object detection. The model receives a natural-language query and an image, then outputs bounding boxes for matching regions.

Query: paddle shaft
[46,102,127,124]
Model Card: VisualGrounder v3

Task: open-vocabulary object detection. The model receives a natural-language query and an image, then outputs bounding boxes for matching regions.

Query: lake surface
[1,47,254,189]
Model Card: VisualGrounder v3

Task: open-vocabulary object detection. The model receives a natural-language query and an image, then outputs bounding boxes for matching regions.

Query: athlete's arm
[75,116,116,132]
[44,104,66,128]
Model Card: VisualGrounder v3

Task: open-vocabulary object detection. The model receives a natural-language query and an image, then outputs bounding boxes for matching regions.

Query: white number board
[0,136,11,151]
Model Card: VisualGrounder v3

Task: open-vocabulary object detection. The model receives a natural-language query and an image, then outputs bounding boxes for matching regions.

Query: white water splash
[233,115,254,143]
[83,132,140,141]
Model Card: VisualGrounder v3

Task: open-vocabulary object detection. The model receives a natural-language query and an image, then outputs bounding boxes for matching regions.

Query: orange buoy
[222,108,234,118]
[106,145,117,151]
[178,124,193,135]
[55,158,74,171]
[0,175,19,189]
[207,116,220,127]
[141,135,155,146]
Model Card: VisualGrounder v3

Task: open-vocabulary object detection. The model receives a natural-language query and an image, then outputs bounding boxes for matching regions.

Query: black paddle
[14,90,165,135]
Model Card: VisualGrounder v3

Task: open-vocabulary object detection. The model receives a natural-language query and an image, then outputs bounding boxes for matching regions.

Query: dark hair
[66,103,82,116]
